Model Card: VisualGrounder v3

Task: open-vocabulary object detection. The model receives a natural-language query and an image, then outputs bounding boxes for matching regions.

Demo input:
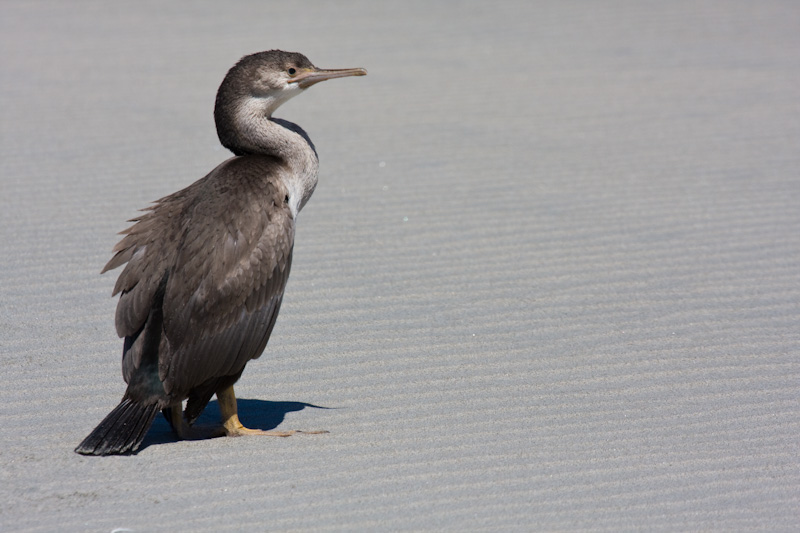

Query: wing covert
[159,156,295,393]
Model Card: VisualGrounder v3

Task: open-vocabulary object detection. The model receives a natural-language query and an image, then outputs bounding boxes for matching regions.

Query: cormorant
[75,50,366,455]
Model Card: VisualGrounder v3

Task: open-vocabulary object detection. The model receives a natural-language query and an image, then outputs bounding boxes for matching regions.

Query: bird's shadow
[139,399,330,452]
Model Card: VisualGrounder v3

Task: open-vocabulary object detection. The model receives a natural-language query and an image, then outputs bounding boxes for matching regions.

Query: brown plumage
[76,51,366,455]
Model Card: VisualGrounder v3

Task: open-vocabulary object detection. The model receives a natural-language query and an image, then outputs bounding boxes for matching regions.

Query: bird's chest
[283,153,319,218]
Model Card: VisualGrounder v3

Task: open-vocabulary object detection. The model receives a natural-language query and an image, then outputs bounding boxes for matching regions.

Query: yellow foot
[223,413,328,437]
[215,384,328,438]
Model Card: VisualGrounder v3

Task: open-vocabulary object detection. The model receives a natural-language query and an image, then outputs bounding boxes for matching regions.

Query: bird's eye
[288,68,297,75]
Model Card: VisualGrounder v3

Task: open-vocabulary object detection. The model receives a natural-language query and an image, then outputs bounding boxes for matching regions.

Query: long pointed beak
[289,67,367,89]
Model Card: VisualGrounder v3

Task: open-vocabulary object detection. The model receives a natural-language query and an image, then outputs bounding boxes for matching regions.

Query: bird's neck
[220,102,319,217]
[269,117,319,217]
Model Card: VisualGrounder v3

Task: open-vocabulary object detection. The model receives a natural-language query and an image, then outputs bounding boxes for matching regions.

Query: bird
[75,50,366,456]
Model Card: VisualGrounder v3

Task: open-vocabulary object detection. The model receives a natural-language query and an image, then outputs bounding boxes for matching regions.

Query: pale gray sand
[1,1,799,531]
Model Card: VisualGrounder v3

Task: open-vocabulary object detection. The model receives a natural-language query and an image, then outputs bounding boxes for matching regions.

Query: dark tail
[75,398,160,456]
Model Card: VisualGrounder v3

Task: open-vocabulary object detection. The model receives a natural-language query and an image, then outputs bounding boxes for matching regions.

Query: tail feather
[75,398,160,456]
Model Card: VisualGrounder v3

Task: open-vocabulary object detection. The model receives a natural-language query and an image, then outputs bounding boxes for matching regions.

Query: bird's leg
[217,385,327,437]
[170,404,226,440]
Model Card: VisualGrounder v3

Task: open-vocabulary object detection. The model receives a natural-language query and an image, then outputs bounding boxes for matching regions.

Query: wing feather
[104,155,295,396]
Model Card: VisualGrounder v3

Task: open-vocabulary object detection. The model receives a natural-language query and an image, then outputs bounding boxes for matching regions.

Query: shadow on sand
[138,399,331,452]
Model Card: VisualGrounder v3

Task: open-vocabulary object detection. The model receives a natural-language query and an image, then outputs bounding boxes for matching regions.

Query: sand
[1,2,798,531]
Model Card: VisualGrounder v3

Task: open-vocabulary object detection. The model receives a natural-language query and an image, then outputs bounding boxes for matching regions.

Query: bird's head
[215,51,366,142]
